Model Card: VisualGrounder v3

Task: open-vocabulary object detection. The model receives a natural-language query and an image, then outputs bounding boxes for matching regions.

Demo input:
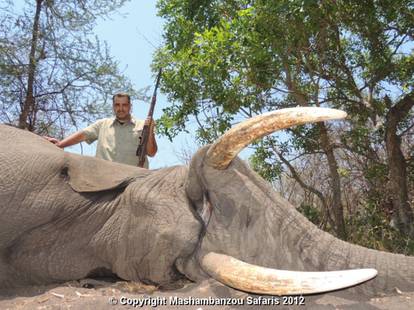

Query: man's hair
[112,93,131,104]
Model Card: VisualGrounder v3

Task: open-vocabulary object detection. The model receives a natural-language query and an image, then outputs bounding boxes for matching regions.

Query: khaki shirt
[82,117,149,168]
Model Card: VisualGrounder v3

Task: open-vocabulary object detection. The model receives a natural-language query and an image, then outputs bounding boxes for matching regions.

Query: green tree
[0,0,136,136]
[155,0,414,240]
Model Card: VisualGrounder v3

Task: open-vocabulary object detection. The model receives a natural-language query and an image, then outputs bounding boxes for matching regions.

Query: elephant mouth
[197,107,377,295]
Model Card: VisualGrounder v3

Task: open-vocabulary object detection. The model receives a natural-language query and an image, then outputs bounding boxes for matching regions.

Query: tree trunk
[18,0,43,130]
[275,147,335,230]
[282,60,346,239]
[318,122,347,239]
[384,93,414,237]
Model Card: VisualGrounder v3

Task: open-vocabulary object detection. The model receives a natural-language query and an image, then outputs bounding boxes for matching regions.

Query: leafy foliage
[155,0,414,246]
[297,203,322,227]
[250,139,283,183]
[0,0,137,136]
[347,202,414,255]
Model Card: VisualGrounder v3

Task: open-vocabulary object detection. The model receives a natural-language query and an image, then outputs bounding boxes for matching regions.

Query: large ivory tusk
[201,252,377,295]
[205,107,347,169]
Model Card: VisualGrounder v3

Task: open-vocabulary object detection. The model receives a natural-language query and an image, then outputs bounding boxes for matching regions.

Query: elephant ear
[63,153,149,192]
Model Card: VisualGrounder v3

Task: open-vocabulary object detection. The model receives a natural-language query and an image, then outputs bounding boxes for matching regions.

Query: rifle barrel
[136,68,162,167]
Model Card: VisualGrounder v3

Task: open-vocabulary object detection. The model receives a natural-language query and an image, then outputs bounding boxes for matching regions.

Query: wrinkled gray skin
[0,124,413,296]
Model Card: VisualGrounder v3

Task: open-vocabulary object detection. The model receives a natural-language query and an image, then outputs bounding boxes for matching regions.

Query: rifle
[136,68,162,167]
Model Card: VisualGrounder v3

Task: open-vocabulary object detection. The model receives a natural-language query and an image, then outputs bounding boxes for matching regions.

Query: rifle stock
[136,69,162,167]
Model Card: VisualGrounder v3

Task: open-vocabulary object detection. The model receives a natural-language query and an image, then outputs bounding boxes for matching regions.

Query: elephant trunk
[197,175,414,296]
[258,173,414,295]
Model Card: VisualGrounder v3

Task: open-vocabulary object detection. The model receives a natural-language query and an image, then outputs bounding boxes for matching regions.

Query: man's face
[113,96,131,121]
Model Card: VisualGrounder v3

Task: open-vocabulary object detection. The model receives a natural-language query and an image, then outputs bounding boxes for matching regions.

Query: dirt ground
[1,279,413,310]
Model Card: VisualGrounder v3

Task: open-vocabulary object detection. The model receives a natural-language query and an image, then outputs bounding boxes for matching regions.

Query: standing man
[47,93,157,168]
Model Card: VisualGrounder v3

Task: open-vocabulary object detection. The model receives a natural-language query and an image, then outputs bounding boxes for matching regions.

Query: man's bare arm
[45,131,87,149]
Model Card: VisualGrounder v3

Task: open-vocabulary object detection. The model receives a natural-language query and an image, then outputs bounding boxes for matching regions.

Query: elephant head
[0,107,412,297]
[180,107,413,296]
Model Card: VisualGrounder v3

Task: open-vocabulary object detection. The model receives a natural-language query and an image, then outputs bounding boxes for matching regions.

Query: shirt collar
[110,116,136,127]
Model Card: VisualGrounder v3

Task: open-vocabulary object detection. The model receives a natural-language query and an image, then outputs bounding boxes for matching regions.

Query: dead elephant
[0,107,413,297]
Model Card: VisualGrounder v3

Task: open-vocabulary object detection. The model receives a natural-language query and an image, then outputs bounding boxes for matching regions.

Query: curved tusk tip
[362,268,378,280]
[326,108,347,120]
[335,110,348,119]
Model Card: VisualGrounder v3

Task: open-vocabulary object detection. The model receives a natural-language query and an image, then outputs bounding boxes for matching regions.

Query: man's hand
[44,136,62,147]
[144,117,156,132]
